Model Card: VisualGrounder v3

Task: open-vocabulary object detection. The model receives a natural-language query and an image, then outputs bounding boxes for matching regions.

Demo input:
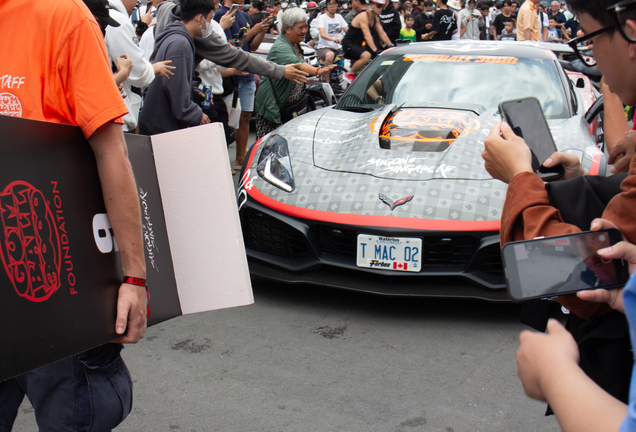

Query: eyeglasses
[567,0,636,67]
[567,24,615,66]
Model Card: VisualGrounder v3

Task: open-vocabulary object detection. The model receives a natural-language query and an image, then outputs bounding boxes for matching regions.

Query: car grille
[311,225,357,256]
[311,225,479,267]
[480,244,504,276]
[241,209,310,259]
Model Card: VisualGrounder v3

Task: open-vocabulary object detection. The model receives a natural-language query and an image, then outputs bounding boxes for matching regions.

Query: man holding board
[0,0,147,429]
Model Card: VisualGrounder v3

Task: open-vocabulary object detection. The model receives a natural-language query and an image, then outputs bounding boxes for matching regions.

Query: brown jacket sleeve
[500,171,614,319]
[602,157,636,245]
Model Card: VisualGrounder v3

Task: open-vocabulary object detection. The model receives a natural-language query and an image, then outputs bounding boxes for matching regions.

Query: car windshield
[337,54,569,118]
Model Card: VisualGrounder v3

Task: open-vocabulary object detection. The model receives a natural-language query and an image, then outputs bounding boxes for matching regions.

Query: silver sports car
[237,41,605,301]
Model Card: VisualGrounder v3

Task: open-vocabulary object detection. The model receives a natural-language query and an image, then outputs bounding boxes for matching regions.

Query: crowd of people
[7,0,636,430]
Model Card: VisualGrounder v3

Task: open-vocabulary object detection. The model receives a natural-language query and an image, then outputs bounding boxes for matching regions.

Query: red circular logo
[0,93,22,117]
[0,181,61,302]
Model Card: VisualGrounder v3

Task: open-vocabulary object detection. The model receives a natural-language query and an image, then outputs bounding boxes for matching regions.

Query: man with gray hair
[548,0,566,29]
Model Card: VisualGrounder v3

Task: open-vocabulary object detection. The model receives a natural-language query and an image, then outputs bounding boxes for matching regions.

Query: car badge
[379,193,414,211]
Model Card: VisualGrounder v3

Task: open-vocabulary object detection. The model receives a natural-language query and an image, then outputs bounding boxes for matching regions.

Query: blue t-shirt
[214,6,254,81]
[547,28,562,42]
[621,273,636,431]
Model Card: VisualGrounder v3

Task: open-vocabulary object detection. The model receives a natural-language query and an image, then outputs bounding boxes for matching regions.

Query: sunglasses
[568,0,636,66]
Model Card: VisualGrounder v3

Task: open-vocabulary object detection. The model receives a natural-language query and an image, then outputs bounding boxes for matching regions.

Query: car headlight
[257,134,295,192]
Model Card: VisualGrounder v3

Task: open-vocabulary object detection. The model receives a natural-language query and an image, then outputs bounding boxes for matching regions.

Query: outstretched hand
[283,63,309,84]
[318,64,337,75]
[153,60,176,79]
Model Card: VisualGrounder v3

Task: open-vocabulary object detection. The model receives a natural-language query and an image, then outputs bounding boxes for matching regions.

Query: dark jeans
[0,344,132,432]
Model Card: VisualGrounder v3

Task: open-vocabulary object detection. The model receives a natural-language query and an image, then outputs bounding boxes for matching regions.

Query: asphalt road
[12,133,564,432]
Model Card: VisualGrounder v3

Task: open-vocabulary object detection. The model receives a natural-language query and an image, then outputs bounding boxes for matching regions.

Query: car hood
[275,105,591,182]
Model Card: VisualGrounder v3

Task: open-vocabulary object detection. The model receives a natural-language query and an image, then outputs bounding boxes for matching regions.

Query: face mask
[201,18,214,38]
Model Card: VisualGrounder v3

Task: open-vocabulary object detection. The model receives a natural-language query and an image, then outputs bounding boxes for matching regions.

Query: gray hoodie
[154,1,286,80]
[139,21,201,134]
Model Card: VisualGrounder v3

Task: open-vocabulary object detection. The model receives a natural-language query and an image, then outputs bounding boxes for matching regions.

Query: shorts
[342,39,367,61]
[238,79,256,112]
[0,344,132,432]
[317,47,339,62]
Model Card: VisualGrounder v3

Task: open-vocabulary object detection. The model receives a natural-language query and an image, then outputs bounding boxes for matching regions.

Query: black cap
[84,0,121,27]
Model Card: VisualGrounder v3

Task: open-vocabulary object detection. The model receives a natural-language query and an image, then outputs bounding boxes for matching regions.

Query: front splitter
[247,259,510,302]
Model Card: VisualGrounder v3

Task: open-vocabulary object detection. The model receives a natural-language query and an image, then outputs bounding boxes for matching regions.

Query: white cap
[447,0,461,9]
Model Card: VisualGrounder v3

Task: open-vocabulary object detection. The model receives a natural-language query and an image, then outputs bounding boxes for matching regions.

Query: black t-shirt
[250,11,263,24]
[549,11,566,23]
[431,9,456,41]
[492,12,515,37]
[564,18,579,37]
[414,11,434,40]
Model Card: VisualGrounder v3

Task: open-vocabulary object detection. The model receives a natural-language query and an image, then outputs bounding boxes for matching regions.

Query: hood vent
[377,108,480,152]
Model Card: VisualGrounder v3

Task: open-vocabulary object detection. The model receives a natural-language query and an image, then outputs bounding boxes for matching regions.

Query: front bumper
[240,199,508,301]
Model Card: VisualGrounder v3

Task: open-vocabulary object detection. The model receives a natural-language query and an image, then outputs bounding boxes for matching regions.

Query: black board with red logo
[0,115,179,382]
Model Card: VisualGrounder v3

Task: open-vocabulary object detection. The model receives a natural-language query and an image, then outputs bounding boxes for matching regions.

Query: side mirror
[584,94,603,124]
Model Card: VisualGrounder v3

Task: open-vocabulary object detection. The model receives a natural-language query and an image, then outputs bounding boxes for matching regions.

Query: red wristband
[123,276,146,287]
[316,68,320,77]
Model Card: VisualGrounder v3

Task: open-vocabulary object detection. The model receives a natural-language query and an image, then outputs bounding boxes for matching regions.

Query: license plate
[356,234,422,272]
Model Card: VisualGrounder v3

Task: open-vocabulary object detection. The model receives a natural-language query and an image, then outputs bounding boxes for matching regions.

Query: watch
[375,96,383,103]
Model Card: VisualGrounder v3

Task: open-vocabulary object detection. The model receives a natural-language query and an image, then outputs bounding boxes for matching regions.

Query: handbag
[223,94,241,129]
[268,79,309,124]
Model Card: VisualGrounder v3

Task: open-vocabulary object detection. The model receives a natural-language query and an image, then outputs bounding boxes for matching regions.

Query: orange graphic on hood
[371,109,481,146]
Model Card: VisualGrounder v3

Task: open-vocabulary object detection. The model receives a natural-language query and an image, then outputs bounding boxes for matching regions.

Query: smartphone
[502,229,630,302]
[236,27,248,46]
[230,4,240,13]
[498,96,565,181]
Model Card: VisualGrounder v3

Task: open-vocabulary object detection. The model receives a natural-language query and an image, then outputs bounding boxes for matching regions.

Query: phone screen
[499,97,564,180]
[502,229,630,301]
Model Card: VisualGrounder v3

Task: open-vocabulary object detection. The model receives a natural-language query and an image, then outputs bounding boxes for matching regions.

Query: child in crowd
[547,16,563,43]
[498,19,516,40]
[400,14,417,41]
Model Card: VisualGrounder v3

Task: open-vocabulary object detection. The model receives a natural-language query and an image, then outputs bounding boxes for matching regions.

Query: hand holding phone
[482,121,534,184]
[498,97,565,181]
[502,229,630,301]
